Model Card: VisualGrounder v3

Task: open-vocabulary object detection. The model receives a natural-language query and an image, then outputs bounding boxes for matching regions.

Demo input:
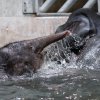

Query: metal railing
[23,0,99,16]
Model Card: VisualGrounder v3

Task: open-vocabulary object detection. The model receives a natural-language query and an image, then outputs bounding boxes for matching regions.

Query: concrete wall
[0,0,67,47]
[0,0,23,17]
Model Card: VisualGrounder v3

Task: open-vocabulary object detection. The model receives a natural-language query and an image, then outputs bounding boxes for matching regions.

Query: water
[0,61,100,100]
[0,35,100,100]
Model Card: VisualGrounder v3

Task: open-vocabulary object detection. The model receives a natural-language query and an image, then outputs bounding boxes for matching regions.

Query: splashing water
[37,33,85,79]
[0,35,100,100]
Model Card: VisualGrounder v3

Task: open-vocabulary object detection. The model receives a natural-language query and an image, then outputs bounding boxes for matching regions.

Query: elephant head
[0,31,70,76]
[55,8,96,55]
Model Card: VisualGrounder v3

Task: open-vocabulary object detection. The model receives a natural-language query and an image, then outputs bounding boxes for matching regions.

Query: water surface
[0,62,100,100]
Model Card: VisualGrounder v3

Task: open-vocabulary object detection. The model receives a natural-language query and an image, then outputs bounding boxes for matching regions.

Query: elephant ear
[34,30,70,53]
[55,21,81,34]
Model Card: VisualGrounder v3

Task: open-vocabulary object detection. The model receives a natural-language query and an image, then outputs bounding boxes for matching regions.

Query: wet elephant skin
[0,31,69,76]
[56,8,100,69]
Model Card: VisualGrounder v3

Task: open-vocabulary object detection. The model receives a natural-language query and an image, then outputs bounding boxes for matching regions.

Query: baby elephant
[55,8,100,69]
[0,31,69,76]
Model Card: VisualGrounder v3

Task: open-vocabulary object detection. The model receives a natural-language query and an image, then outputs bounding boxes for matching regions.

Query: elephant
[0,8,99,76]
[0,31,69,76]
[53,8,100,70]
[45,8,96,64]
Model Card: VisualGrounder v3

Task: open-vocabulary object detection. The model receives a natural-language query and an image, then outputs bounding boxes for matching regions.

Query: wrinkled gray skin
[0,8,99,76]
[56,8,100,69]
[0,31,69,76]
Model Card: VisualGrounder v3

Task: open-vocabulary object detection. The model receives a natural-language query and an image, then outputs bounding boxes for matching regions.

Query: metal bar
[23,0,35,14]
[58,0,78,13]
[98,0,100,13]
[83,0,97,8]
[35,0,39,13]
[39,0,57,13]
[37,13,71,16]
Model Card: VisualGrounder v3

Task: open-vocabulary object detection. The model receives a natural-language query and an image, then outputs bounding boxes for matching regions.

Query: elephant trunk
[35,30,70,53]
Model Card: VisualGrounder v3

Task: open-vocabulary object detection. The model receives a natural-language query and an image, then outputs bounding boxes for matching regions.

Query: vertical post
[23,0,36,14]
[97,0,100,13]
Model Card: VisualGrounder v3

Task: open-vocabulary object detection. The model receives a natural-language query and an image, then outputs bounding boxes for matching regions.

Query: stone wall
[0,0,67,47]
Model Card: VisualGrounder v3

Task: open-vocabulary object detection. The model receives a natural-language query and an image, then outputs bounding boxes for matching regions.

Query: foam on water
[36,53,78,78]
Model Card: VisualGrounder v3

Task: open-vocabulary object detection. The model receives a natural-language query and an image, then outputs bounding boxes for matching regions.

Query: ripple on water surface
[0,62,100,100]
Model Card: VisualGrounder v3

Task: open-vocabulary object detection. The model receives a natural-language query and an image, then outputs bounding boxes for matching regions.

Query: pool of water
[0,63,100,100]
[0,62,100,100]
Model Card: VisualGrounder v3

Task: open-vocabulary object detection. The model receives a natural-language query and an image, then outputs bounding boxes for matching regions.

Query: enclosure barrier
[23,0,99,16]
[39,0,57,13]
[58,0,78,13]
[83,0,97,8]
